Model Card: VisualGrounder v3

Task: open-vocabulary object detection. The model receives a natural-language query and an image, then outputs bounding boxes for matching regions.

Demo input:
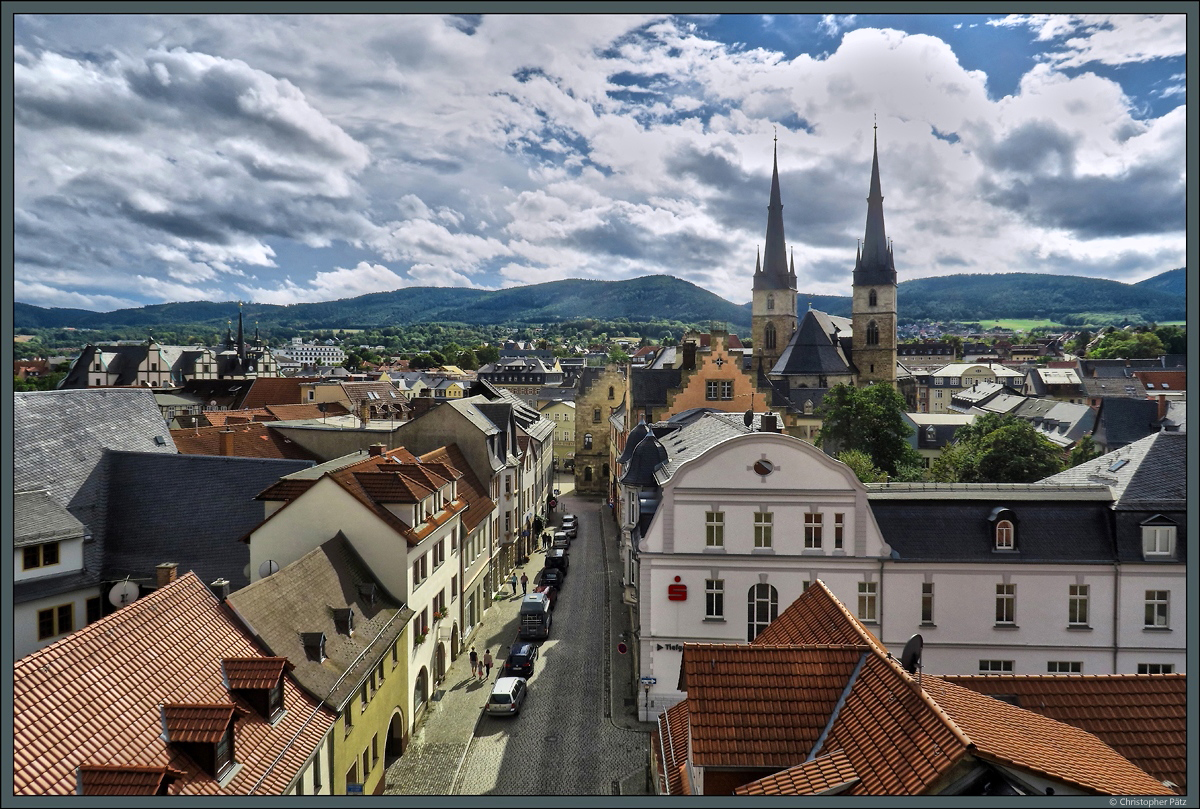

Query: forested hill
[14,269,1186,331]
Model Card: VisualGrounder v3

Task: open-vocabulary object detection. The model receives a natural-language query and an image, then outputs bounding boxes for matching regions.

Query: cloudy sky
[12,12,1188,312]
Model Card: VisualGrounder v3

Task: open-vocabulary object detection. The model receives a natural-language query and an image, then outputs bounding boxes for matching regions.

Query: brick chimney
[156,562,178,588]
[219,429,235,456]
[761,412,779,433]
[368,443,386,457]
[1157,394,1168,421]
[360,401,371,427]
[682,341,697,371]
[210,578,231,601]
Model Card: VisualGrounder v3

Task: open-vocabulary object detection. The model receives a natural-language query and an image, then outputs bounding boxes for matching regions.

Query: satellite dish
[743,409,753,428]
[108,579,139,607]
[259,559,280,578]
[900,633,924,674]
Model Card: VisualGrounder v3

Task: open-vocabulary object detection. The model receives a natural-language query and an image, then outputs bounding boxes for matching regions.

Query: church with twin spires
[753,127,909,418]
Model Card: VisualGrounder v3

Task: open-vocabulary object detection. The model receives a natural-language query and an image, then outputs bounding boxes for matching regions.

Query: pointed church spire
[755,246,761,273]
[236,302,245,364]
[754,131,793,291]
[854,122,896,285]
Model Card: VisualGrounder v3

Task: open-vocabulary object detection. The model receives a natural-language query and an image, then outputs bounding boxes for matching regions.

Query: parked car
[502,641,539,679]
[561,514,578,538]
[545,547,569,572]
[552,531,570,551]
[486,677,528,716]
[518,592,553,640]
[539,567,565,591]
[533,584,558,610]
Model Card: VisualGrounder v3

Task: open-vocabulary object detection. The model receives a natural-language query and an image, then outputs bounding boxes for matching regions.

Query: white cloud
[988,14,1186,66]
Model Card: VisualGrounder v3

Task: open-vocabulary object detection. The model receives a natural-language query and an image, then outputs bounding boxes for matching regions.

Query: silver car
[486,676,528,716]
[561,514,578,538]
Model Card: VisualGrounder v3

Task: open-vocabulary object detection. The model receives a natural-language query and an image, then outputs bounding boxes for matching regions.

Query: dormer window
[333,608,355,636]
[161,703,244,779]
[222,658,288,722]
[1141,517,1176,558]
[989,507,1017,550]
[301,632,327,662]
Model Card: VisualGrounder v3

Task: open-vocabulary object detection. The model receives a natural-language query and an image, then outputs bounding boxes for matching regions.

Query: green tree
[609,347,631,365]
[1066,434,1103,469]
[1088,330,1165,359]
[457,349,479,370]
[836,449,885,483]
[1153,325,1186,355]
[930,413,1064,483]
[476,345,500,364]
[816,384,921,476]
[1069,329,1092,356]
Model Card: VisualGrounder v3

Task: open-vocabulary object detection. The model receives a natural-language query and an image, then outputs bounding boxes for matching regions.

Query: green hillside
[13,270,1186,333]
[1132,267,1186,298]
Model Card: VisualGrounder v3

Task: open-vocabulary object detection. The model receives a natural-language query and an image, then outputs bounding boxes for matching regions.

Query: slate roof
[225,534,413,711]
[661,582,1171,797]
[1040,430,1186,508]
[1081,376,1148,399]
[15,389,178,585]
[171,423,323,461]
[629,367,682,409]
[1010,398,1095,448]
[943,674,1187,791]
[13,573,336,795]
[103,451,314,590]
[867,492,1116,563]
[14,489,87,547]
[770,309,854,377]
[1095,397,1162,449]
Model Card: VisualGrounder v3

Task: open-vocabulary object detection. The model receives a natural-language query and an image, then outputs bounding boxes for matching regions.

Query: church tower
[851,125,898,387]
[751,136,798,372]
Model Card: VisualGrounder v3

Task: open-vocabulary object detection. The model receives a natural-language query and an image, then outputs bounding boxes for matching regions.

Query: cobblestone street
[385,490,654,795]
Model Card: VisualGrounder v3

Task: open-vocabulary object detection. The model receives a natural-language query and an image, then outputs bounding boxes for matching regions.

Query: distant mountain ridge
[13,269,1186,332]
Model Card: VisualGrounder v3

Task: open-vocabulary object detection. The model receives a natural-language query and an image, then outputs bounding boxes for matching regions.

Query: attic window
[78,765,183,796]
[357,583,378,606]
[989,507,1017,551]
[1141,517,1176,558]
[301,632,327,662]
[161,704,242,779]
[1161,383,1170,389]
[222,658,287,721]
[333,608,355,635]
[1108,459,1128,473]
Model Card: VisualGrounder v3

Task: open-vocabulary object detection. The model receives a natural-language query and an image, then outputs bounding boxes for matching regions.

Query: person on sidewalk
[468,646,478,677]
[509,572,519,596]
[483,649,493,678]
[520,572,528,594]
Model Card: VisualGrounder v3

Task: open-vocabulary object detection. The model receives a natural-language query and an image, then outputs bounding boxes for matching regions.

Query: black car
[502,641,539,678]
[539,567,566,590]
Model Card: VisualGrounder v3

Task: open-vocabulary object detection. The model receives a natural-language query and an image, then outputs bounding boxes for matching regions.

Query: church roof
[770,309,854,377]
[753,139,796,292]
[853,126,897,287]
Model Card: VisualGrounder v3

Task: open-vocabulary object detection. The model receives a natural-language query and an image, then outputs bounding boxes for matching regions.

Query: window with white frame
[705,579,724,620]
[921,582,934,624]
[857,581,877,623]
[1047,661,1082,673]
[705,511,724,548]
[1068,584,1089,627]
[720,380,733,399]
[995,583,1016,625]
[746,583,778,641]
[753,512,773,548]
[979,659,1014,674]
[833,514,844,550]
[1144,590,1169,628]
[804,513,823,549]
[1137,663,1174,674]
[995,520,1014,550]
[705,380,720,401]
[1142,523,1176,557]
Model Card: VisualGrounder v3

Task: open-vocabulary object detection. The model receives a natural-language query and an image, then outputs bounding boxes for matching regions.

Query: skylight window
[1108,459,1128,473]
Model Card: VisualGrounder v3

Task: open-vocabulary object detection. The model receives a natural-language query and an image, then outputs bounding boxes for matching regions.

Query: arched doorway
[435,643,447,683]
[450,624,460,660]
[414,668,429,717]
[385,707,407,765]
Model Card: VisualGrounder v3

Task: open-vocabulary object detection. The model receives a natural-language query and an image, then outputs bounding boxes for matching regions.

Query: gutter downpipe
[1112,559,1120,673]
[878,557,886,643]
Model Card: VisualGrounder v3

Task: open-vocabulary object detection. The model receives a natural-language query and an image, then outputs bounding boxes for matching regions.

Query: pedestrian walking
[468,646,478,677]
[478,659,487,681]
[520,572,528,594]
[509,572,519,596]
[483,649,493,678]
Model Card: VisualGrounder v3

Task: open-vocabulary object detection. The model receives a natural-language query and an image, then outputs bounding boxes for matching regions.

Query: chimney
[219,428,235,456]
[210,578,231,601]
[360,401,371,427]
[1157,394,1168,421]
[156,562,178,588]
[368,443,386,457]
[761,412,779,433]
[682,341,697,371]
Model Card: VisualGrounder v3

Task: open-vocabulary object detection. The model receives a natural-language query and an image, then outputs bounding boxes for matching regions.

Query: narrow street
[385,489,653,795]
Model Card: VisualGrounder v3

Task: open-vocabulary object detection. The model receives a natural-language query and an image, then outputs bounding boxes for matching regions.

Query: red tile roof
[674,581,1172,797]
[942,673,1186,791]
[162,704,240,744]
[222,657,288,690]
[13,573,336,795]
[264,402,348,420]
[204,409,272,426]
[653,700,690,795]
[736,750,859,796]
[419,444,495,533]
[170,423,320,461]
[239,377,320,410]
[77,765,185,796]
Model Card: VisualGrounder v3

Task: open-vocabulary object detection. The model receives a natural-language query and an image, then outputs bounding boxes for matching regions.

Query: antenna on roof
[900,633,924,688]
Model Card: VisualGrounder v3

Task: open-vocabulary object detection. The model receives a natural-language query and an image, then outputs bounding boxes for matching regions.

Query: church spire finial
[755,246,761,273]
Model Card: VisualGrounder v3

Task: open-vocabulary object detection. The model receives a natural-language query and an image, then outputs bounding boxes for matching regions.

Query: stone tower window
[866,321,879,346]
[767,294,775,311]
[765,322,777,350]
[869,289,877,307]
